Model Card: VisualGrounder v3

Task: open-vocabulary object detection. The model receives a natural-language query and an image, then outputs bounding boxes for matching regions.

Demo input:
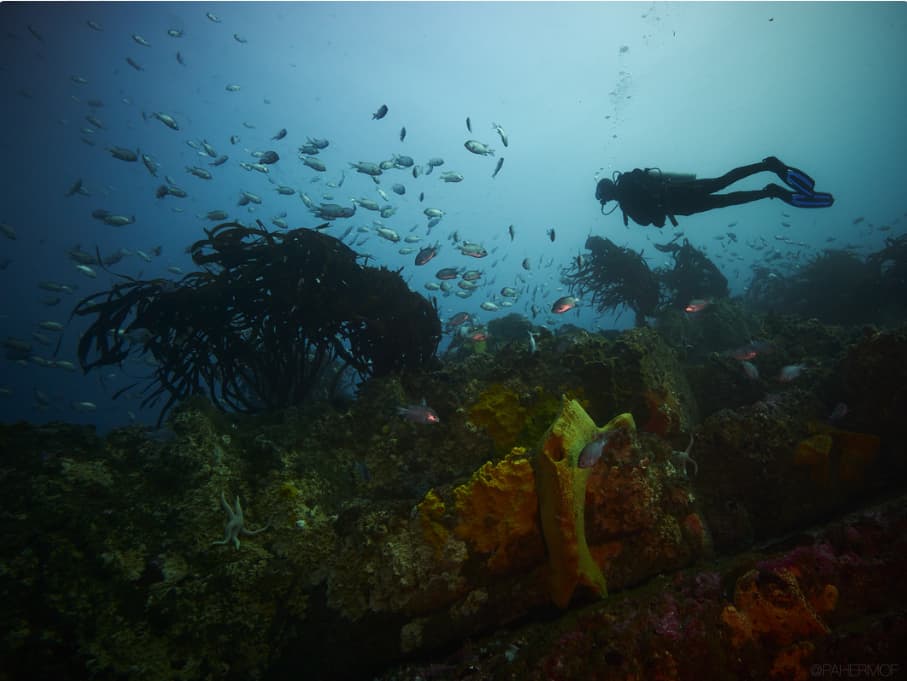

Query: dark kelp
[73,222,440,422]
[561,236,660,326]
[745,235,907,325]
[657,239,728,309]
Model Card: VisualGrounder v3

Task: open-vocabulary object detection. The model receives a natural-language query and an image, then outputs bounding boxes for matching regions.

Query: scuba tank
[645,168,696,183]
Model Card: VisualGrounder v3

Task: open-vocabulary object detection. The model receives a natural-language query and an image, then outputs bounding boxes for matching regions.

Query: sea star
[673,434,698,477]
[212,491,269,550]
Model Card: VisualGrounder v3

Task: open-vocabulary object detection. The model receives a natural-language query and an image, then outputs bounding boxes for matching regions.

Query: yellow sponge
[533,397,635,607]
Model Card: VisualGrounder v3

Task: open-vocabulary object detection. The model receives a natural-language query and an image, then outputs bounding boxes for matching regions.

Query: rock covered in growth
[3,321,904,680]
[377,493,907,681]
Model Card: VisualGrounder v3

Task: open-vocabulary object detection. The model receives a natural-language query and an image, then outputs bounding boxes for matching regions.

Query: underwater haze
[1,1,906,433]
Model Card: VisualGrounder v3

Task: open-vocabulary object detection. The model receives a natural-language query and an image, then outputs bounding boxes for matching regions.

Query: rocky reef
[1,312,905,680]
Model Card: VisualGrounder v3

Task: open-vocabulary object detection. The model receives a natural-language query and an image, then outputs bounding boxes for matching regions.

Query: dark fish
[126,57,144,71]
[313,203,355,220]
[415,243,439,266]
[508,224,515,241]
[436,267,459,280]
[67,246,99,266]
[492,157,504,179]
[397,400,440,425]
[372,104,388,120]
[65,178,83,197]
[271,128,287,140]
[108,146,138,162]
[828,402,848,423]
[446,311,471,327]
[27,24,43,42]
[466,116,472,132]
[419,191,424,202]
[101,248,126,265]
[722,340,774,361]
[400,126,406,142]
[547,227,556,242]
[258,150,279,164]
[141,153,159,176]
[302,156,326,171]
[551,296,579,313]
[176,51,185,66]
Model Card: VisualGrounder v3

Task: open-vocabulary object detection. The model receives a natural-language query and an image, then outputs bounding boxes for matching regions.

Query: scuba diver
[595,156,834,228]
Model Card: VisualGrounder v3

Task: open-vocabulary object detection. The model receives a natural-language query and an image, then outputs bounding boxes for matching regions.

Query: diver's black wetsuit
[599,157,833,228]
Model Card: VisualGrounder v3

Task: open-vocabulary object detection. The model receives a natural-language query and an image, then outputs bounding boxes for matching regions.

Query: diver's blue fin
[790,191,834,208]
[785,167,816,194]
[763,156,817,193]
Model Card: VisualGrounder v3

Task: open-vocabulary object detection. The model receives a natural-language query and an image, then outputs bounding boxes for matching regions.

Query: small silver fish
[491,121,509,147]
[464,139,494,156]
[578,431,611,468]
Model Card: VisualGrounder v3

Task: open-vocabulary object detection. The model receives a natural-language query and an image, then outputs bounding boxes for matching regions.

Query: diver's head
[595,178,617,211]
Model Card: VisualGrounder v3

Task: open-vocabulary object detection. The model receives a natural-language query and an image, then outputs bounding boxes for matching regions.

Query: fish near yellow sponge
[452,447,543,574]
[533,398,634,607]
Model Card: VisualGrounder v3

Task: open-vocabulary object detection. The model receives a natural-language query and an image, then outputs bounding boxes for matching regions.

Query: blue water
[1,2,905,432]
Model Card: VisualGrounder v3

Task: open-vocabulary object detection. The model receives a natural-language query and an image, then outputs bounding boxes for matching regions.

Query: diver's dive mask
[595,178,618,214]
